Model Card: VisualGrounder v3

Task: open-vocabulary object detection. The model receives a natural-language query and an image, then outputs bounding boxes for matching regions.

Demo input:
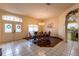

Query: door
[1,15,23,43]
[2,21,23,42]
[14,22,22,40]
[2,21,14,42]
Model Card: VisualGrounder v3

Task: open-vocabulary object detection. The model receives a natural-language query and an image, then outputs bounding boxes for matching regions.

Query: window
[67,23,78,29]
[5,24,12,32]
[2,15,22,22]
[33,25,38,31]
[28,24,38,36]
[16,24,21,32]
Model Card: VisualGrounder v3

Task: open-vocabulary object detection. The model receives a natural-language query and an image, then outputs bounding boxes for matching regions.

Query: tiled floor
[0,39,79,56]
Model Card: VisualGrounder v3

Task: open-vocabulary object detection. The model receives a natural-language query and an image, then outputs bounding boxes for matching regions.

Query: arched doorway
[65,9,79,42]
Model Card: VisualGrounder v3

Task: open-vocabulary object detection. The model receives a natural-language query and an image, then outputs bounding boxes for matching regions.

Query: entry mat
[33,37,62,47]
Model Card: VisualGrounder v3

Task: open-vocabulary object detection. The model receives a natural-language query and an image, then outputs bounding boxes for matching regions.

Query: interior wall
[44,18,58,37]
[0,10,3,43]
[58,4,79,41]
[22,16,40,38]
[0,16,2,43]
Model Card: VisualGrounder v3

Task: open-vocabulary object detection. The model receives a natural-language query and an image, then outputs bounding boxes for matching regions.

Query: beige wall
[0,23,1,43]
[22,16,40,38]
[58,4,79,41]
[0,13,2,43]
[44,18,58,37]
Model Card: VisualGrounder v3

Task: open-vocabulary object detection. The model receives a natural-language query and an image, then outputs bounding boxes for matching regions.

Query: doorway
[66,9,78,42]
[67,21,78,41]
[2,15,22,42]
[2,21,22,42]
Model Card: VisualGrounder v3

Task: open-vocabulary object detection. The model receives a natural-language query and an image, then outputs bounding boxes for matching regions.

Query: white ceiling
[0,3,74,19]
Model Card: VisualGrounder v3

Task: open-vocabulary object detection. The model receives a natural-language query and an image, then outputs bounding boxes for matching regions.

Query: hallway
[0,39,79,56]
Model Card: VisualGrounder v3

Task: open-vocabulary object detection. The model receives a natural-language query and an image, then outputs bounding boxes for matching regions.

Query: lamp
[39,22,45,26]
[38,20,45,26]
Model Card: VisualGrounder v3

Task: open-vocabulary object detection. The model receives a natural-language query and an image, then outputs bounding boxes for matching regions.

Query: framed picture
[47,24,53,28]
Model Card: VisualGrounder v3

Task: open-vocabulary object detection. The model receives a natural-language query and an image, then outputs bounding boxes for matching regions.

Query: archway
[65,9,79,42]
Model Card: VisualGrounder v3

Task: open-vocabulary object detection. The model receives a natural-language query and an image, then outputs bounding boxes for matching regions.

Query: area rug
[33,37,62,47]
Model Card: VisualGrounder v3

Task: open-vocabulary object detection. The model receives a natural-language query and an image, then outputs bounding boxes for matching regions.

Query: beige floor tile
[0,39,79,56]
